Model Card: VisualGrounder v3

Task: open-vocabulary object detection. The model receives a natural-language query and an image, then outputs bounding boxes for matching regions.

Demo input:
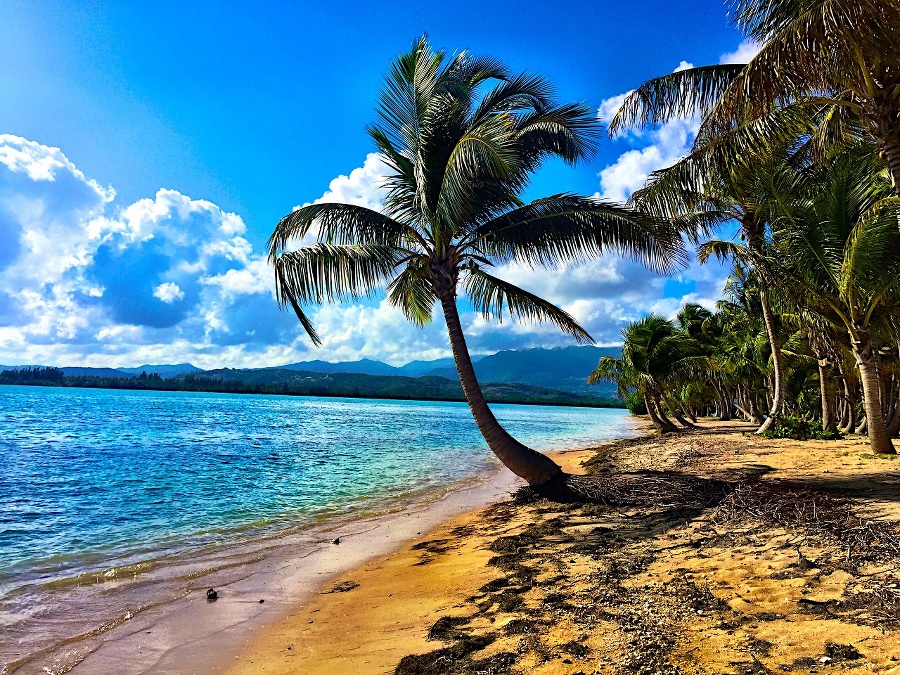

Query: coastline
[221,421,900,675]
[221,448,597,675]
[18,465,517,675]
[3,390,637,675]
[51,451,602,675]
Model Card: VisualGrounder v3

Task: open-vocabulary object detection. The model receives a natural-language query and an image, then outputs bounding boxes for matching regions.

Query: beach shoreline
[48,449,601,675]
[2,390,638,675]
[19,464,516,675]
[220,421,900,675]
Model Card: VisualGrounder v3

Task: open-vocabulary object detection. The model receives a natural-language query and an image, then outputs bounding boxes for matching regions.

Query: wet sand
[36,467,522,675]
[226,421,900,675]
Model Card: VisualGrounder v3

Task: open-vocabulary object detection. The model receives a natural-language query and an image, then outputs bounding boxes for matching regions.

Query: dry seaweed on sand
[710,482,900,567]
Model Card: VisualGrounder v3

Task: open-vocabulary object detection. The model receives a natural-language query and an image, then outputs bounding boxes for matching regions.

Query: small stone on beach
[332,537,341,545]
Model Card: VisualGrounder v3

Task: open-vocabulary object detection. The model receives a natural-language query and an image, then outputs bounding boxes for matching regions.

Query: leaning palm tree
[268,38,683,487]
[610,0,900,194]
[589,315,696,433]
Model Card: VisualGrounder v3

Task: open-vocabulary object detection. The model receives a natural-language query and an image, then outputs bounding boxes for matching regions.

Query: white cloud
[0,130,731,369]
[597,91,631,126]
[720,39,762,65]
[595,39,761,203]
[305,152,391,211]
[152,282,185,303]
[597,117,699,202]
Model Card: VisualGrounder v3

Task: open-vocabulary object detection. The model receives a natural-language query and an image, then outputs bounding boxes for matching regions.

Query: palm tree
[631,145,796,432]
[702,146,900,454]
[589,315,695,433]
[610,0,900,195]
[268,37,683,487]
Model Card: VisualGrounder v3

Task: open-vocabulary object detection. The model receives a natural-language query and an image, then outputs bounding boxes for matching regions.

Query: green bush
[625,391,647,415]
[760,415,843,441]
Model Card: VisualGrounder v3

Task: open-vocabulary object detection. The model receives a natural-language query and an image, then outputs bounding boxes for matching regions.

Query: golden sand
[227,422,900,674]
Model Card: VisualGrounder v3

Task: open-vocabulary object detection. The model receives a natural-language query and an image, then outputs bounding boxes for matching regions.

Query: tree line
[590,0,899,455]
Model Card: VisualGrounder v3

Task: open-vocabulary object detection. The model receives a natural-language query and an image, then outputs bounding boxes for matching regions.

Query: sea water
[0,385,637,671]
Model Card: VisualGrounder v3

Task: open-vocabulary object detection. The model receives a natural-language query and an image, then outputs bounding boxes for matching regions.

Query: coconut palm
[268,38,683,487]
[701,146,900,454]
[631,144,797,432]
[610,0,900,195]
[589,315,695,433]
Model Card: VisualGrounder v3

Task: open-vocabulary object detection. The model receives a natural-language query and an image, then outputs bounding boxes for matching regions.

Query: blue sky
[0,0,747,368]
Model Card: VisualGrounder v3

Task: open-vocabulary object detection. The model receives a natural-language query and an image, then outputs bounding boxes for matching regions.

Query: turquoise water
[0,386,634,580]
[0,385,635,671]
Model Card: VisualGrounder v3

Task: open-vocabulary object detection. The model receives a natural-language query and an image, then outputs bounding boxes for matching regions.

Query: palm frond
[471,195,687,273]
[463,266,593,344]
[268,203,408,256]
[608,65,745,136]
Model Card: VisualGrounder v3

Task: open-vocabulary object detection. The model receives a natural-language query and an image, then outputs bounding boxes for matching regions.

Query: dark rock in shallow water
[206,588,218,601]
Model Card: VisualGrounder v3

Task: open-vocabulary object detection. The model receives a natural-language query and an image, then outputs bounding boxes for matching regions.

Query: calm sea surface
[0,385,636,671]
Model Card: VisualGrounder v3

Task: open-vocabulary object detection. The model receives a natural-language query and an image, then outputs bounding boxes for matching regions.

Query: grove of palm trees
[596,0,900,457]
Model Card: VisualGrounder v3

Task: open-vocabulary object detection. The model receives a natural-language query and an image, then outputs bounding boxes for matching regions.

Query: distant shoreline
[0,371,626,409]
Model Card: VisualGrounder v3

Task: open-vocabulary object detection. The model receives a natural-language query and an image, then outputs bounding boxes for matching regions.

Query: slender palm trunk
[818,358,837,433]
[851,328,896,455]
[652,394,680,433]
[756,295,785,434]
[644,393,670,432]
[838,363,858,434]
[748,394,764,426]
[439,294,563,484]
[745,219,785,435]
[669,404,696,429]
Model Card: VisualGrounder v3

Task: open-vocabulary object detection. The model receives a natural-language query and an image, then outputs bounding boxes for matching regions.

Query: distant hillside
[0,363,202,379]
[1,347,621,399]
[423,346,621,397]
[117,363,202,378]
[60,367,127,378]
[186,368,621,407]
[275,355,477,377]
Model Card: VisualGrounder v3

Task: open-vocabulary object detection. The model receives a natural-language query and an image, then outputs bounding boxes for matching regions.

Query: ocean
[0,385,637,672]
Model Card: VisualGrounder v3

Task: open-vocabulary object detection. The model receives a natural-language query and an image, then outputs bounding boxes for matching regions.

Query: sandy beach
[225,421,900,675]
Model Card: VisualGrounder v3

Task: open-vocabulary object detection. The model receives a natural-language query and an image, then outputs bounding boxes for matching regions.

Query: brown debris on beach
[228,421,900,675]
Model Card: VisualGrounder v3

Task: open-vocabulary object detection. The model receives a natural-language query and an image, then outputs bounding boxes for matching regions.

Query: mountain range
[0,346,620,398]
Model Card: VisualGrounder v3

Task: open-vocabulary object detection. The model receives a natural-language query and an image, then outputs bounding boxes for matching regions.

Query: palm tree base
[524,470,733,506]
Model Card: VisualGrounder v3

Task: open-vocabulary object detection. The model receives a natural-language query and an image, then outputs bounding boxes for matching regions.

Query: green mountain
[187,368,620,408]
[423,346,620,397]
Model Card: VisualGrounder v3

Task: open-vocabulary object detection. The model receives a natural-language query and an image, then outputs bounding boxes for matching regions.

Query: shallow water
[0,385,636,671]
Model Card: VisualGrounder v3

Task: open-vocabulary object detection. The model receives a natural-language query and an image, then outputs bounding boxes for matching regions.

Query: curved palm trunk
[837,363,858,434]
[439,295,563,484]
[756,295,786,434]
[651,393,680,432]
[748,394,764,426]
[745,220,785,435]
[669,403,696,429]
[644,393,673,432]
[851,329,896,455]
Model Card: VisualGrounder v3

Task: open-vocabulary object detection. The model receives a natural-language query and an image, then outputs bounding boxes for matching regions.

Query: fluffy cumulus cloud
[0,134,305,367]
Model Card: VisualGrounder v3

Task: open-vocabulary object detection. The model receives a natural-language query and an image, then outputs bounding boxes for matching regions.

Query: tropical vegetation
[268,37,683,487]
[593,0,900,455]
